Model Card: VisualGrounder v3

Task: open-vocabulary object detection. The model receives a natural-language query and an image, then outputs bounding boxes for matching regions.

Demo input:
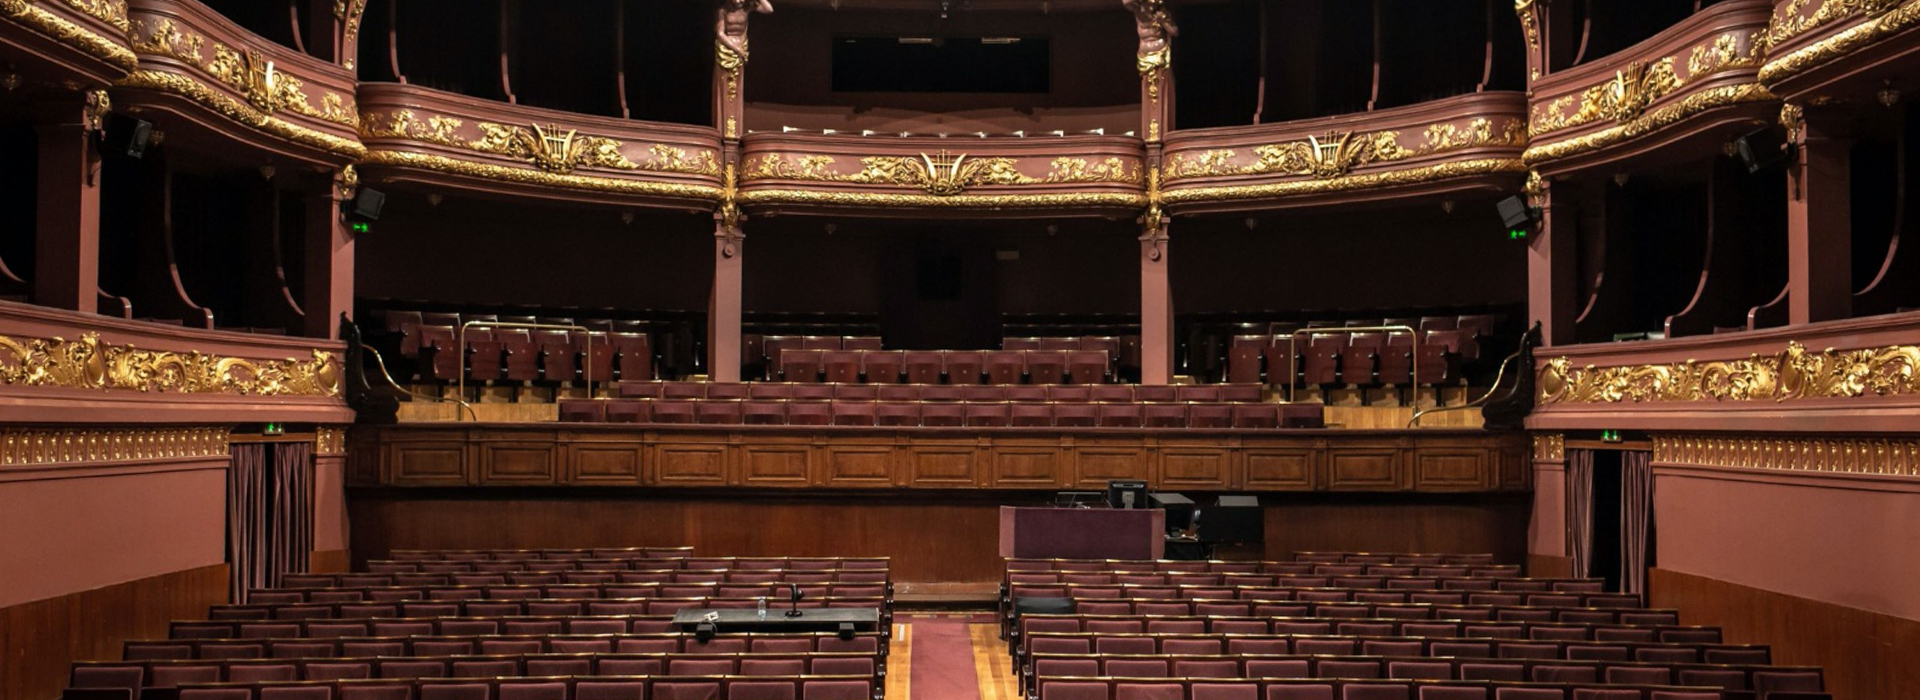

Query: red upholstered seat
[903,352,944,384]
[983,352,1023,384]
[876,401,921,426]
[863,351,905,383]
[966,402,1011,427]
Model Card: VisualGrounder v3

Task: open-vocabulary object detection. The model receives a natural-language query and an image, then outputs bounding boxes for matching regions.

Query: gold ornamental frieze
[1162,117,1526,184]
[1653,433,1920,478]
[0,332,342,398]
[315,426,347,456]
[129,17,359,128]
[1528,19,1769,145]
[1538,340,1920,405]
[0,0,138,71]
[361,109,722,179]
[1759,0,1920,85]
[1532,433,1566,461]
[740,151,1143,197]
[0,426,231,467]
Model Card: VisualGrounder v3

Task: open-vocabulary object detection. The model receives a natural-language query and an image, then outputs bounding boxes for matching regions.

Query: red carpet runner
[905,615,985,700]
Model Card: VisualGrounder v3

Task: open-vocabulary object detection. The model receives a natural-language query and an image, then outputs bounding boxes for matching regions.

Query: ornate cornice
[735,188,1147,209]
[0,0,139,71]
[0,332,341,398]
[1538,340,1919,404]
[1158,158,1528,205]
[1523,83,1777,165]
[1533,433,1566,461]
[359,149,725,202]
[1653,433,1920,478]
[1758,0,1920,85]
[0,426,230,467]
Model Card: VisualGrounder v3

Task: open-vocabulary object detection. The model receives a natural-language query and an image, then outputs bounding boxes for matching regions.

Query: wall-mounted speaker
[103,114,153,159]
[1733,128,1791,173]
[345,188,386,221]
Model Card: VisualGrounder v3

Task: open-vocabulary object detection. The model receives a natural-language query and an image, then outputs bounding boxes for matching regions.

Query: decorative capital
[82,89,110,134]
[1779,102,1805,143]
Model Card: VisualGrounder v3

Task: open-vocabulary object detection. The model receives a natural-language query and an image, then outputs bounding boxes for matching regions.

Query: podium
[997,506,1166,560]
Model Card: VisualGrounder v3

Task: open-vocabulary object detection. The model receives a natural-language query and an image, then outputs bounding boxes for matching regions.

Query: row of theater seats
[616,382,1265,403]
[1008,552,1827,700]
[560,399,1322,429]
[63,549,888,700]
[773,348,1119,385]
[1192,313,1509,387]
[369,311,659,390]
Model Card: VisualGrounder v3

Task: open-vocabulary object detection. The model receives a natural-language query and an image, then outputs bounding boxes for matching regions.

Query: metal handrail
[364,343,478,422]
[457,321,597,420]
[1284,325,1418,402]
[1407,343,1524,428]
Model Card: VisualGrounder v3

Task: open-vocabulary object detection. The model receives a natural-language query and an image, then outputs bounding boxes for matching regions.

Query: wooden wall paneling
[1411,444,1495,491]
[1243,437,1320,490]
[1259,494,1531,564]
[903,437,981,487]
[736,435,814,487]
[1499,443,1532,490]
[989,437,1066,488]
[387,434,473,486]
[818,436,898,488]
[1528,554,1574,578]
[347,429,383,486]
[1324,439,1410,490]
[1071,436,1154,488]
[1157,437,1237,490]
[309,549,351,573]
[652,433,731,486]
[1651,567,1920,700]
[0,564,228,700]
[563,431,645,485]
[475,431,560,485]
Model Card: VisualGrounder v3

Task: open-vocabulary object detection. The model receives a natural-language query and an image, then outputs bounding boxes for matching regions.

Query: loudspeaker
[1196,495,1264,544]
[837,622,855,640]
[104,114,153,159]
[1733,128,1790,173]
[345,188,386,221]
[1496,195,1536,229]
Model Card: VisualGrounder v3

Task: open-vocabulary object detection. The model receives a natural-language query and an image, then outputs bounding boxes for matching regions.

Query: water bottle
[757,597,767,619]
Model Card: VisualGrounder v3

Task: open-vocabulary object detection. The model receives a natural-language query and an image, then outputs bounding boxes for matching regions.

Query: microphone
[784,583,804,617]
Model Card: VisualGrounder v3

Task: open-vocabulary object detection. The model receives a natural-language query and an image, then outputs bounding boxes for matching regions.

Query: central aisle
[893,614,1018,700]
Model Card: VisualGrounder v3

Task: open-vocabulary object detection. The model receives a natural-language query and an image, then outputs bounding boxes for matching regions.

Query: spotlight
[1732,128,1790,173]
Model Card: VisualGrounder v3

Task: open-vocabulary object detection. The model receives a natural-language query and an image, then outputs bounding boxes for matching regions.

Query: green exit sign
[350,222,371,234]
[1600,429,1623,443]
[263,422,285,436]
[1509,229,1528,240]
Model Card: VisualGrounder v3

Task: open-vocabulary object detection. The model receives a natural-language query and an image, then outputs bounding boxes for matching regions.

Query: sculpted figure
[1121,0,1176,68]
[717,0,773,63]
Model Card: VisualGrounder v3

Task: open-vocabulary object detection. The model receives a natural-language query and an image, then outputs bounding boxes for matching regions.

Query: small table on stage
[671,607,882,634]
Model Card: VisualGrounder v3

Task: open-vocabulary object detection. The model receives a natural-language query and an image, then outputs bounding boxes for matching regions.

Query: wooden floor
[886,616,1020,700]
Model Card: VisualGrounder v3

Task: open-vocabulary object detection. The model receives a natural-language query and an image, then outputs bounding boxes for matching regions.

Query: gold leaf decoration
[0,0,138,71]
[1531,58,1682,136]
[1759,0,1901,53]
[466,122,640,175]
[1525,83,1776,165]
[0,426,231,467]
[1653,434,1920,478]
[315,426,348,455]
[741,152,1141,195]
[1760,0,1920,85]
[1532,433,1565,461]
[0,333,341,397]
[1538,340,1920,404]
[642,144,722,176]
[1165,130,1406,181]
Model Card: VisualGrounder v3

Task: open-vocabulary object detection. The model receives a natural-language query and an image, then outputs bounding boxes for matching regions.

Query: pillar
[303,171,355,339]
[1786,107,1852,324]
[1140,221,1173,385]
[708,219,744,382]
[33,94,106,313]
[1527,176,1577,345]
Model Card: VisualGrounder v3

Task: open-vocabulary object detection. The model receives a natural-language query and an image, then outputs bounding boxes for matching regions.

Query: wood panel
[904,440,980,487]
[654,437,730,486]
[1528,554,1574,579]
[1325,446,1407,490]
[1244,446,1318,490]
[565,442,644,485]
[990,440,1064,488]
[309,549,351,574]
[1651,567,1920,700]
[477,442,558,485]
[1413,449,1495,491]
[820,444,896,488]
[387,441,468,487]
[738,439,813,487]
[0,564,228,700]
[1259,494,1531,566]
[1158,440,1236,490]
[1071,438,1150,488]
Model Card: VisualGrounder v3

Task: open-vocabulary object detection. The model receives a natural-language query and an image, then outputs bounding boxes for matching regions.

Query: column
[1786,105,1852,324]
[708,218,744,383]
[1140,220,1173,385]
[33,93,106,313]
[304,170,355,339]
[1527,176,1577,345]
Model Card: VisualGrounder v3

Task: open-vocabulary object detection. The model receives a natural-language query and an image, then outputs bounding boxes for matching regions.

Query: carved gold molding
[131,18,359,128]
[362,110,721,178]
[735,188,1147,209]
[0,426,230,467]
[119,70,366,159]
[1159,157,1527,205]
[1539,340,1919,404]
[1523,83,1777,165]
[1515,0,1543,81]
[359,149,724,202]
[1531,28,1765,139]
[0,332,342,397]
[742,152,1142,197]
[333,0,368,68]
[0,0,139,71]
[1653,433,1920,478]
[1164,118,1525,183]
[315,426,346,455]
[1758,0,1902,54]
[1759,0,1920,85]
[1533,433,1566,461]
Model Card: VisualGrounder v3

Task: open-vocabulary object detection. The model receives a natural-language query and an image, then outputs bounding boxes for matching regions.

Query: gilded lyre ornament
[467,122,641,174]
[742,151,1140,194]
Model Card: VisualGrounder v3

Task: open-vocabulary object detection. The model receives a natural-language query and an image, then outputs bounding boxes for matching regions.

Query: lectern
[997,506,1166,560]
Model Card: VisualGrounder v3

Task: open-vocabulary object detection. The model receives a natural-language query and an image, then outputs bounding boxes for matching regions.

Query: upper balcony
[116,0,361,165]
[1157,92,1529,214]
[736,132,1147,219]
[1758,0,1920,102]
[356,83,726,211]
[0,0,137,86]
[1523,0,1776,175]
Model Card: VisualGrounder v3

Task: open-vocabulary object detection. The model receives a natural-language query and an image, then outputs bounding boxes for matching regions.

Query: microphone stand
[784,583,804,618]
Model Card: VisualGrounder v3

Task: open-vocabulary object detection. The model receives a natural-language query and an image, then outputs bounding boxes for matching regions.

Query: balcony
[117,0,362,164]
[1759,0,1920,100]
[357,83,725,211]
[736,132,1147,218]
[1157,92,1529,214]
[1523,0,1776,174]
[0,0,136,84]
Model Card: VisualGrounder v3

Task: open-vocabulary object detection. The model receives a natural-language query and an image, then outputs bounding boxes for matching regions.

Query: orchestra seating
[558,383,1327,429]
[61,549,889,700]
[1004,553,1830,700]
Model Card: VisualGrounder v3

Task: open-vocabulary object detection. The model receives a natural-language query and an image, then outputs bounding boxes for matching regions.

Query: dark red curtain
[1565,448,1594,581]
[228,441,315,601]
[1620,450,1653,595]
[227,443,268,602]
[271,441,315,587]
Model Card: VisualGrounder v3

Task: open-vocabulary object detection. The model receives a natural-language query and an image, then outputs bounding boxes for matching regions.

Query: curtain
[228,444,268,603]
[271,441,315,588]
[1620,450,1654,595]
[1565,448,1594,580]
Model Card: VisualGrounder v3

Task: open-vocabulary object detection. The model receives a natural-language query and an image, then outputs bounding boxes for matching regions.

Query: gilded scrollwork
[1653,434,1920,478]
[741,151,1142,196]
[132,17,204,63]
[1164,118,1524,184]
[1532,433,1565,461]
[1530,58,1682,136]
[1760,0,1920,85]
[359,150,724,201]
[1515,0,1543,80]
[1525,83,1776,164]
[128,17,358,129]
[0,333,341,397]
[315,426,347,455]
[465,122,640,175]
[1538,340,1920,404]
[0,0,139,71]
[117,70,366,159]
[57,0,130,31]
[1759,0,1901,54]
[642,144,723,176]
[1159,158,1527,204]
[0,426,231,467]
